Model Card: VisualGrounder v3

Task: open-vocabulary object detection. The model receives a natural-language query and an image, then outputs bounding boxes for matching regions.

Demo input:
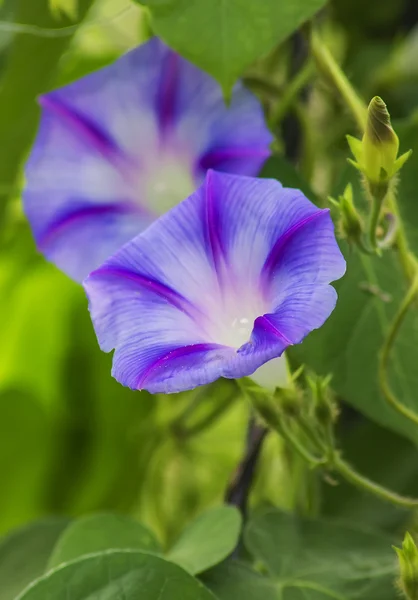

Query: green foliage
[136,0,327,95]
[47,513,161,569]
[166,506,241,574]
[288,122,418,444]
[0,0,94,224]
[321,419,418,533]
[0,519,70,600]
[244,509,397,599]
[16,551,217,600]
[202,562,277,600]
[2,0,418,597]
[262,136,418,445]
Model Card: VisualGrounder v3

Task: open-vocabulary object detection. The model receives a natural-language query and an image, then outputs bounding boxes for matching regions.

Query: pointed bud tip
[395,532,418,600]
[367,96,396,144]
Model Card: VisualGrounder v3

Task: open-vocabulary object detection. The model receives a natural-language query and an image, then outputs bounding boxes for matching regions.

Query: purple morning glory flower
[23,38,272,282]
[84,171,346,394]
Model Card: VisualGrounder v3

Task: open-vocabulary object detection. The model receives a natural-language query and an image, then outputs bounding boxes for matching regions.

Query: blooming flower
[84,171,346,394]
[23,38,272,282]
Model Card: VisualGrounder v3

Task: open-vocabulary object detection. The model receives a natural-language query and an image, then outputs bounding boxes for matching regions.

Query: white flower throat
[143,151,195,214]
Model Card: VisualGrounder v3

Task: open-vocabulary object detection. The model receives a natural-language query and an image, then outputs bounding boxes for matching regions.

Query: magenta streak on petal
[204,170,225,279]
[37,202,140,250]
[253,315,293,345]
[198,147,271,171]
[261,210,328,279]
[135,343,226,389]
[39,95,130,167]
[156,50,180,134]
[95,266,199,319]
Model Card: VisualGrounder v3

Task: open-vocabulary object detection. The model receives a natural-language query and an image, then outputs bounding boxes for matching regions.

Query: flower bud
[329,184,363,247]
[347,96,412,188]
[306,373,337,429]
[363,96,399,183]
[394,532,418,600]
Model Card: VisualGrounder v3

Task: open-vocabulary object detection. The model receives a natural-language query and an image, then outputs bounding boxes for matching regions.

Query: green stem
[333,454,418,508]
[279,417,327,467]
[171,387,238,439]
[248,388,418,508]
[367,187,386,253]
[386,191,415,281]
[310,29,367,131]
[311,29,415,284]
[246,390,326,467]
[379,272,418,426]
[243,76,281,99]
[269,60,315,127]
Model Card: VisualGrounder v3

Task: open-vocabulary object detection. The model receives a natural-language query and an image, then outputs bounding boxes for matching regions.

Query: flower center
[143,151,196,214]
[201,289,268,349]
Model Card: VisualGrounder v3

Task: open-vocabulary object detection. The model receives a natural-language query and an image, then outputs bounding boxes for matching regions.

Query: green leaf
[0,0,94,222]
[322,419,418,534]
[49,0,78,20]
[137,0,327,95]
[260,155,321,206]
[17,550,217,600]
[0,390,54,534]
[167,506,241,575]
[291,249,418,443]
[201,562,277,600]
[244,509,397,599]
[0,518,70,600]
[47,513,162,569]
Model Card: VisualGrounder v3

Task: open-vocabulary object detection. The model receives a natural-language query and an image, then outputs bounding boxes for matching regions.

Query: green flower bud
[329,184,363,248]
[394,532,418,600]
[347,96,412,187]
[363,96,399,182]
[306,373,337,429]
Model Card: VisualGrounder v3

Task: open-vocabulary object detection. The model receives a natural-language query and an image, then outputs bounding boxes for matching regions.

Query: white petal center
[142,150,196,214]
[201,287,268,349]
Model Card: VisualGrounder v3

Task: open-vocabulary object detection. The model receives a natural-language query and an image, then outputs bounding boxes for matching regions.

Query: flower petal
[84,262,233,393]
[24,39,272,282]
[84,172,345,393]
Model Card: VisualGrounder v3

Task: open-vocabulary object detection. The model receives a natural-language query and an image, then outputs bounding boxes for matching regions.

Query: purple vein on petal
[37,202,139,250]
[135,343,225,389]
[199,147,271,170]
[39,94,129,166]
[156,49,180,134]
[253,315,293,345]
[204,171,225,279]
[261,209,328,278]
[93,266,199,319]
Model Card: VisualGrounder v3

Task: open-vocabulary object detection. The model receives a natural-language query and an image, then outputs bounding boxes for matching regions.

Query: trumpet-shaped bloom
[84,171,346,394]
[24,38,272,282]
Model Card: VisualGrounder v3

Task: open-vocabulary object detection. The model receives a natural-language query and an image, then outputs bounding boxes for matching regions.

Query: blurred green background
[0,0,253,546]
[2,0,418,554]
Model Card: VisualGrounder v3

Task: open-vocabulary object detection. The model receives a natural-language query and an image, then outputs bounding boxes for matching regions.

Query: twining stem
[332,454,418,508]
[246,389,326,467]
[171,385,238,439]
[386,191,415,281]
[269,60,315,127]
[310,29,414,283]
[310,29,367,132]
[248,390,418,509]
[311,28,418,430]
[226,417,267,515]
[379,272,418,426]
[367,189,386,253]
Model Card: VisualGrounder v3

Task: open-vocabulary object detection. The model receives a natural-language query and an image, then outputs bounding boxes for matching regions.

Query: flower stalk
[379,270,418,427]
[311,30,413,272]
[243,377,418,509]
